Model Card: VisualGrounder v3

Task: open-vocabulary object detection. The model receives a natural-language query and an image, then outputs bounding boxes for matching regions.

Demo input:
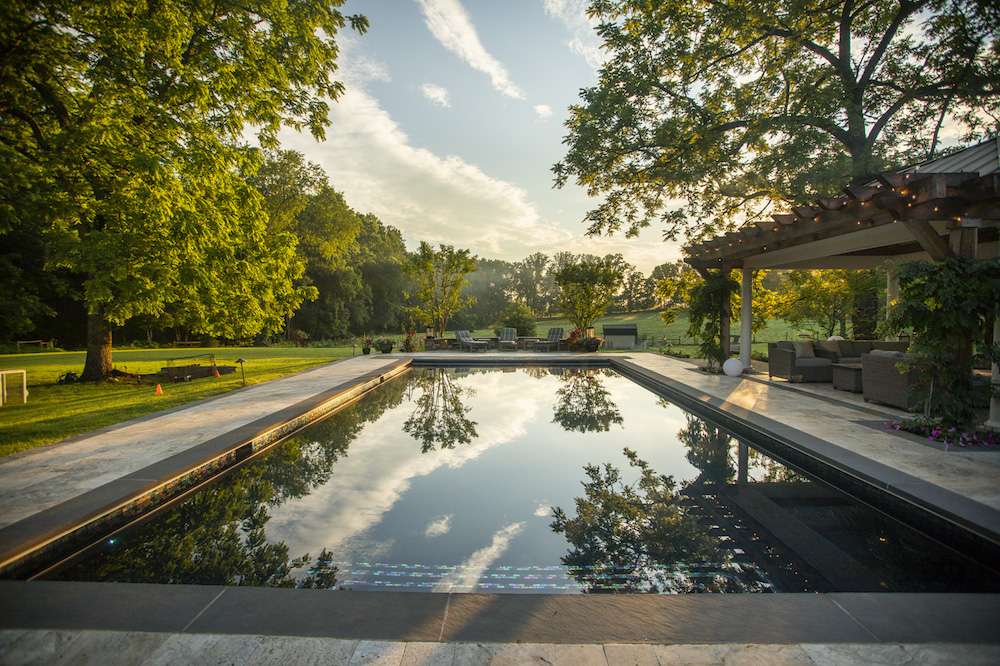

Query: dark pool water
[50,367,1000,593]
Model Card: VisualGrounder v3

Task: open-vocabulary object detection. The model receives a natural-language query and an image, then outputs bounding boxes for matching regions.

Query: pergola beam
[901,219,953,260]
[685,170,1000,267]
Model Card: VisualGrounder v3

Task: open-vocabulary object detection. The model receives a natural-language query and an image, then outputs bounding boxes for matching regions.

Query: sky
[276,0,680,273]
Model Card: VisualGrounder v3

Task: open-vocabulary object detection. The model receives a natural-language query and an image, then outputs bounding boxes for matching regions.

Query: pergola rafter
[678,138,1000,429]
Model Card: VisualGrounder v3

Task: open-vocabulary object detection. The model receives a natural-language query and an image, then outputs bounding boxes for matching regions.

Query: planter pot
[362,347,371,355]
[376,344,393,353]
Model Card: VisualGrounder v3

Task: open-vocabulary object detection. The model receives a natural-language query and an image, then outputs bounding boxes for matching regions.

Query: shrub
[374,337,393,353]
[498,303,536,336]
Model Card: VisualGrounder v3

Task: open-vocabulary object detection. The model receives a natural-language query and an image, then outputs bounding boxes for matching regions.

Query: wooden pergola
[682,137,1000,425]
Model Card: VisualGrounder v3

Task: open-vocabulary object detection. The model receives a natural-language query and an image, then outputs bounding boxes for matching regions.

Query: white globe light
[722,358,744,377]
[827,335,845,341]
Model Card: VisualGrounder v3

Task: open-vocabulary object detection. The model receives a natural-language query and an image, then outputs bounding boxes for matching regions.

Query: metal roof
[900,137,999,177]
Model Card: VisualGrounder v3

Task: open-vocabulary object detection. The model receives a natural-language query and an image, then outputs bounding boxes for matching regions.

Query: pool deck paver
[0,355,402,530]
[622,353,1000,515]
[2,631,999,666]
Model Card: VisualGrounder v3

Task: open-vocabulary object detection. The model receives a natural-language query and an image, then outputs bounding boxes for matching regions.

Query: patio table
[832,362,863,393]
[517,337,542,350]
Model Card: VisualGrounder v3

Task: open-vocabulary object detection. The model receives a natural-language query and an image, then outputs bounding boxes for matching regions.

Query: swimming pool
[46,367,1000,593]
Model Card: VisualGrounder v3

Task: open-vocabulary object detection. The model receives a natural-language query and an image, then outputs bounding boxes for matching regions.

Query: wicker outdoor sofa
[768,339,910,383]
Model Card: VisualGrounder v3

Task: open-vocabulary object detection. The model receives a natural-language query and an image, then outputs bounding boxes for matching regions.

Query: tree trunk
[81,313,113,381]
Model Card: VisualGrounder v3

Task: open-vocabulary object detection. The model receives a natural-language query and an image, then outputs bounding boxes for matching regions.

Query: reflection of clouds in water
[533,503,551,518]
[433,521,525,592]
[424,514,453,538]
[266,372,550,558]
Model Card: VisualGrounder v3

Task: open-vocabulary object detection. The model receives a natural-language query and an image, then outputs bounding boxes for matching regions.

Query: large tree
[553,255,625,331]
[0,1,367,378]
[554,0,1000,240]
[406,243,477,337]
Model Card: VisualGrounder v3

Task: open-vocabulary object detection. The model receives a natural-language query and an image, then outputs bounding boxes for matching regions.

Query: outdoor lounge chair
[497,327,518,351]
[767,341,832,382]
[456,330,488,352]
[533,327,564,352]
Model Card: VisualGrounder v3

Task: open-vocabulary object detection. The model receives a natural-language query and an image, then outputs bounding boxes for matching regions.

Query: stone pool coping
[0,359,411,576]
[2,581,999,645]
[2,351,1000,649]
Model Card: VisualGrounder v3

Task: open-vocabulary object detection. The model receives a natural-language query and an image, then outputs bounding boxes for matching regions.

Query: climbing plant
[885,258,1000,426]
[686,271,739,370]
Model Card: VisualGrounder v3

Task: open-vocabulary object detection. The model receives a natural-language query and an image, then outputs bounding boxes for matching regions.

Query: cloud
[278,56,571,258]
[416,0,524,99]
[420,83,452,108]
[533,503,551,517]
[542,0,607,70]
[533,104,553,119]
[424,514,453,537]
[433,522,525,592]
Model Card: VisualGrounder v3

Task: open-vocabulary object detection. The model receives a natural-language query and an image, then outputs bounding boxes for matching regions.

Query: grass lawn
[470,310,813,356]
[0,346,353,457]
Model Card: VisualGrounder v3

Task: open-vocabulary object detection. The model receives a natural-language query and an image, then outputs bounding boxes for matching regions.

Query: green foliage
[0,0,367,376]
[551,370,623,433]
[885,258,1000,426]
[453,258,517,330]
[402,368,478,453]
[553,0,999,239]
[406,243,477,337]
[554,255,625,331]
[773,270,853,338]
[550,448,714,593]
[655,263,702,327]
[498,302,536,336]
[511,252,553,315]
[686,271,739,369]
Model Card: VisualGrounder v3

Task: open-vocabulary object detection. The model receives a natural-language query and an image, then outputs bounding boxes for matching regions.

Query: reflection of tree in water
[402,368,478,453]
[552,418,782,593]
[52,379,408,588]
[552,370,623,433]
[677,414,734,486]
[551,448,720,593]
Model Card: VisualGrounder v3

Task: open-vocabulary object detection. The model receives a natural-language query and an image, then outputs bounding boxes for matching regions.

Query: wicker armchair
[862,351,922,411]
[767,341,833,382]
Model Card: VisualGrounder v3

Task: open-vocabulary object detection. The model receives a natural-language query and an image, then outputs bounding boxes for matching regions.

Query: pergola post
[987,240,1000,432]
[740,267,752,370]
[885,265,899,340]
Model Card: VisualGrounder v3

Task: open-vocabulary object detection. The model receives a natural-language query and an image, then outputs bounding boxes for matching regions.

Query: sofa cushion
[793,341,815,358]
[838,356,862,365]
[795,357,832,368]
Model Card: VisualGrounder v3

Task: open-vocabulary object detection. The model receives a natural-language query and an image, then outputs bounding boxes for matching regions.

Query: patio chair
[497,327,518,351]
[862,350,921,411]
[533,327,565,352]
[767,341,832,382]
[456,330,488,352]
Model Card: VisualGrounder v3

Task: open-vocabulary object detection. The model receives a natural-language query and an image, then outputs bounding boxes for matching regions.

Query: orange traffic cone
[154,384,163,396]
[212,367,221,378]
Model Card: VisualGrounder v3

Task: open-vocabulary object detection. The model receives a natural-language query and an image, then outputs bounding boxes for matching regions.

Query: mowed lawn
[0,346,353,457]
[471,311,812,356]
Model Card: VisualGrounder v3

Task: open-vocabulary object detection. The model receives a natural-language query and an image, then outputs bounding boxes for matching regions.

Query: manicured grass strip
[0,346,354,457]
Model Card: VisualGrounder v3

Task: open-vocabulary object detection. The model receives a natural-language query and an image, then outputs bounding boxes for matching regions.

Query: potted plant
[375,337,394,353]
[361,336,373,355]
[402,330,416,353]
